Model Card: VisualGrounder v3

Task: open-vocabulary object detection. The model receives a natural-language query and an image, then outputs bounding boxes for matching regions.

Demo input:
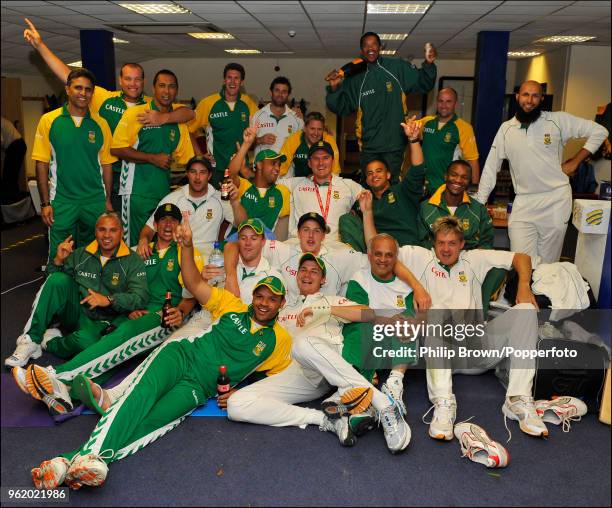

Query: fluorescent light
[263,51,295,55]
[367,3,430,14]
[113,37,130,44]
[225,49,261,54]
[379,33,408,40]
[380,49,397,55]
[119,3,191,14]
[68,60,82,67]
[537,35,596,43]
[507,51,541,58]
[188,33,234,40]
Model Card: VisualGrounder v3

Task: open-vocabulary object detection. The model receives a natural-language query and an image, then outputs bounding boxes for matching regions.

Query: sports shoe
[381,374,407,416]
[12,366,29,394]
[319,415,356,447]
[502,395,548,439]
[348,405,377,436]
[31,457,70,489]
[423,395,457,441]
[379,403,411,454]
[321,386,372,419]
[41,327,62,350]
[27,364,73,416]
[535,396,588,432]
[454,422,509,468]
[65,453,111,490]
[4,335,42,368]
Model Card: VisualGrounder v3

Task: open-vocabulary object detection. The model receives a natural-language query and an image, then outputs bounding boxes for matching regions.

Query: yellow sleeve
[203,287,248,320]
[89,86,115,115]
[456,119,479,161]
[238,177,251,198]
[172,124,195,165]
[94,114,118,165]
[417,115,436,137]
[324,133,342,175]
[31,111,58,163]
[178,246,205,287]
[255,324,292,376]
[188,96,214,133]
[279,132,300,176]
[278,184,291,217]
[111,106,144,149]
[244,95,259,118]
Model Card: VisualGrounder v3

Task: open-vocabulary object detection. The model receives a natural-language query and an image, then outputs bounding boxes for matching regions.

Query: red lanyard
[314,177,333,221]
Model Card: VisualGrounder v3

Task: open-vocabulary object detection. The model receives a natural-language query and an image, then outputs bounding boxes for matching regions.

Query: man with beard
[476,80,608,264]
[251,77,304,156]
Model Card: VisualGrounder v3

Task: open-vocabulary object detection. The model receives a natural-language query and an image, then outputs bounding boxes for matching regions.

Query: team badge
[169,129,176,142]
[167,258,175,271]
[241,112,247,122]
[462,218,470,230]
[388,192,396,204]
[586,209,603,225]
[544,133,551,145]
[288,125,293,134]
[333,191,340,200]
[386,81,393,93]
[88,131,96,143]
[111,273,120,286]
[253,340,267,356]
[458,271,467,283]
[206,208,213,220]
[396,295,404,307]
[444,132,451,143]
[269,196,275,208]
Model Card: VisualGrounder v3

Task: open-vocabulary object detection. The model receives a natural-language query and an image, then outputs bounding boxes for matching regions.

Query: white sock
[389,370,405,380]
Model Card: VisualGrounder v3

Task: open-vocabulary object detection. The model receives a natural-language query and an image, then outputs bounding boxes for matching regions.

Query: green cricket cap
[253,275,286,296]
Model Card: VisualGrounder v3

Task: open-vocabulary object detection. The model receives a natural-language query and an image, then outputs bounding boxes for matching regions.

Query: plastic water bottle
[208,241,225,288]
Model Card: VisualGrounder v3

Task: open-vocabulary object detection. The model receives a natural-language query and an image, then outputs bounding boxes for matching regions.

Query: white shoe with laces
[319,415,356,447]
[502,395,548,440]
[454,421,509,468]
[65,452,113,490]
[423,395,457,441]
[5,335,42,368]
[381,374,407,416]
[31,457,71,489]
[26,364,73,416]
[535,396,587,432]
[379,403,411,454]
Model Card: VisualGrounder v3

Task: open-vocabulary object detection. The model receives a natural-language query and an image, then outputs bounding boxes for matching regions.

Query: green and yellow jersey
[279,131,341,177]
[233,177,291,232]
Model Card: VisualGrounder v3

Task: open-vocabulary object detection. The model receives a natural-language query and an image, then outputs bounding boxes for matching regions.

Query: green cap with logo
[298,252,327,277]
[237,218,265,236]
[253,275,286,296]
[254,149,287,164]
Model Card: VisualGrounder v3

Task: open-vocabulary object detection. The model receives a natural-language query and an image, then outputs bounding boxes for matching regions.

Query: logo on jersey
[444,132,451,143]
[333,191,340,200]
[169,129,176,142]
[241,112,247,122]
[458,271,467,283]
[431,267,447,279]
[586,209,604,225]
[386,81,393,93]
[253,340,267,356]
[269,196,275,208]
[206,209,213,220]
[111,273,120,285]
[88,131,96,143]
[462,218,470,230]
[167,259,175,271]
[388,192,396,204]
[544,133,551,145]
[396,295,404,307]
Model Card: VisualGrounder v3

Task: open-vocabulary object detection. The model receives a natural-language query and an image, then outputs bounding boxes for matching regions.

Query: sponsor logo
[431,267,447,279]
[252,340,267,356]
[424,127,436,134]
[145,258,157,266]
[167,258,175,271]
[544,133,551,145]
[206,208,213,219]
[285,265,297,277]
[229,313,248,335]
[586,209,604,225]
[210,111,229,120]
[112,273,120,285]
[136,271,146,277]
[104,103,125,114]
[361,89,375,97]
[78,271,97,279]
[258,122,276,129]
[88,131,96,143]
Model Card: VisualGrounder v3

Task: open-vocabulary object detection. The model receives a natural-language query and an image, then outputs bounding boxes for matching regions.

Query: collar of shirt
[220,86,242,102]
[120,91,146,105]
[238,256,271,280]
[182,183,213,204]
[62,103,91,119]
[310,174,335,187]
[265,103,291,121]
[430,248,465,274]
[436,113,458,129]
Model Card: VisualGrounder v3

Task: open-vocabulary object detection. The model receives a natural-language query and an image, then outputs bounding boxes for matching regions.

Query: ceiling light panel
[537,35,596,43]
[367,3,430,14]
[224,49,261,54]
[507,51,541,57]
[379,33,408,40]
[118,4,191,15]
[188,33,234,39]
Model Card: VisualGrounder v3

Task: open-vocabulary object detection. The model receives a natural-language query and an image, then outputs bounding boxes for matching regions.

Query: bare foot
[88,379,110,412]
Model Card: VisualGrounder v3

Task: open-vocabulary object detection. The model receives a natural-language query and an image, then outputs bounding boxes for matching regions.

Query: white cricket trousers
[426,303,538,401]
[227,336,390,428]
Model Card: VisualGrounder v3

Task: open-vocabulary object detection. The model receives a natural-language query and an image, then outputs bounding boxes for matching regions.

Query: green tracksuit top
[46,239,148,320]
[326,57,436,153]
[418,184,494,250]
[193,288,292,396]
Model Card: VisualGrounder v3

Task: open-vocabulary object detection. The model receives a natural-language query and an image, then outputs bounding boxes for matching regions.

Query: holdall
[533,337,609,413]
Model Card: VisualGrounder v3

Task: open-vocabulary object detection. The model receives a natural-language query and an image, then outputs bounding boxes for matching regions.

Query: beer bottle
[161,290,173,329]
[221,169,231,201]
[217,365,231,396]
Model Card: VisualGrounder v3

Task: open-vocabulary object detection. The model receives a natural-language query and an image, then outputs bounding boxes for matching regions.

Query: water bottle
[208,241,225,288]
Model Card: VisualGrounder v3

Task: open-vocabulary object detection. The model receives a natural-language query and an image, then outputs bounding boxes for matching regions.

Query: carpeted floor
[1,220,610,507]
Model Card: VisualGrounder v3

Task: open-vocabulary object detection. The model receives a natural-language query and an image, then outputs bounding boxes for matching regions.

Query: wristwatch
[409,138,420,144]
[40,202,51,208]
[107,295,115,306]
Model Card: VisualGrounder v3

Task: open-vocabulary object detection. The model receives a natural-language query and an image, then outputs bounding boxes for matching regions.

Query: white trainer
[379,403,411,454]
[4,335,42,368]
[12,366,29,394]
[319,415,356,447]
[381,373,407,416]
[535,396,588,432]
[27,364,73,416]
[503,395,548,439]
[454,422,509,468]
[423,395,457,441]
[65,453,111,490]
[31,457,71,489]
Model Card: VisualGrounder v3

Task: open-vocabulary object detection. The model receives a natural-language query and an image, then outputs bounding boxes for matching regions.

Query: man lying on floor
[29,214,293,490]
[11,204,201,416]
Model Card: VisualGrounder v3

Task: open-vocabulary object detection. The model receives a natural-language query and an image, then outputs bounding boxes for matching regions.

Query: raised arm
[176,213,213,305]
[358,191,377,247]
[228,127,256,186]
[23,18,70,84]
[222,241,241,298]
[401,118,424,165]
